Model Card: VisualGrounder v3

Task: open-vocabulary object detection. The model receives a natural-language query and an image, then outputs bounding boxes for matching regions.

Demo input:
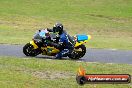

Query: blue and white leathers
[55,31,74,59]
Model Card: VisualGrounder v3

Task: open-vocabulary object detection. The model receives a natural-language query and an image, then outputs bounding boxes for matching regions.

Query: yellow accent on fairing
[87,35,91,40]
[30,41,38,49]
[75,40,88,47]
[75,35,91,47]
[47,46,60,53]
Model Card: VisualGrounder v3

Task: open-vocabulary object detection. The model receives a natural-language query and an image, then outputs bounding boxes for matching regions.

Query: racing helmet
[53,23,63,35]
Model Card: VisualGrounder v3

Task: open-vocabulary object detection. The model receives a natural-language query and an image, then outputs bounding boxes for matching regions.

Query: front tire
[23,43,38,57]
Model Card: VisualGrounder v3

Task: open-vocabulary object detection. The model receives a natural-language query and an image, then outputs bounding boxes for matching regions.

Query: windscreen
[33,31,42,39]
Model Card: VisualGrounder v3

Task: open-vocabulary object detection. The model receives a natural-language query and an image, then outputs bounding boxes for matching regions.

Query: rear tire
[68,44,86,59]
[76,44,86,58]
[23,43,38,57]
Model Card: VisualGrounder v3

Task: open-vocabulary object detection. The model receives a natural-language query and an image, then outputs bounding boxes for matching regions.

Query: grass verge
[0,0,132,50]
[0,56,132,88]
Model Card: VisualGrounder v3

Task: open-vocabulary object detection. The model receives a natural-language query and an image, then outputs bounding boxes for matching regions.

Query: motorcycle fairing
[30,40,60,55]
[30,40,38,49]
[75,35,91,47]
[44,46,60,54]
[77,35,91,41]
[77,35,88,41]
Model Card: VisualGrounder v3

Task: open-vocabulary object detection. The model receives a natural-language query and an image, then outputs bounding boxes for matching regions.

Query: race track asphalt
[0,44,132,64]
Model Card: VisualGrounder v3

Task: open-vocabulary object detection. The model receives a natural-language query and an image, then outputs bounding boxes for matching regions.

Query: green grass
[0,0,132,49]
[0,1,132,87]
[0,56,132,88]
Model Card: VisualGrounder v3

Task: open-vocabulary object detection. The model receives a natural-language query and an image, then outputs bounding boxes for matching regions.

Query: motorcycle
[23,29,91,59]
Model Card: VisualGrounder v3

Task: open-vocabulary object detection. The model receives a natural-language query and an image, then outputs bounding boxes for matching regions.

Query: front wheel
[68,44,86,59]
[23,43,39,57]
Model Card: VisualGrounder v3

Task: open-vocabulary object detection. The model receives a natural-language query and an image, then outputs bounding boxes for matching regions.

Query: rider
[49,23,74,59]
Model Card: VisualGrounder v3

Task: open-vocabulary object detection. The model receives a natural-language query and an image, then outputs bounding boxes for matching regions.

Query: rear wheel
[68,44,86,59]
[23,43,38,57]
